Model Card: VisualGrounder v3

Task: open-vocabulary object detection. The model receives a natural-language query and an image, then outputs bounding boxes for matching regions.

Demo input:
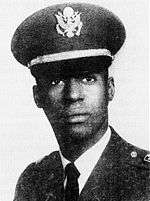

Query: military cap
[11,3,126,69]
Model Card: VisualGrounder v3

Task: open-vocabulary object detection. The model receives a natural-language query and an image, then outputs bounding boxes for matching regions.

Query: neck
[59,118,108,162]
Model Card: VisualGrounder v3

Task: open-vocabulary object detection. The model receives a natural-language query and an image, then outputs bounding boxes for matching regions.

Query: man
[11,3,150,201]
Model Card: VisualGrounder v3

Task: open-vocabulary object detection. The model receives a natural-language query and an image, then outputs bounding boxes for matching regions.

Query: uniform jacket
[13,127,150,201]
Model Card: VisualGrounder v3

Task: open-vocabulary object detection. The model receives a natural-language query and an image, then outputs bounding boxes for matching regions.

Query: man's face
[33,58,114,147]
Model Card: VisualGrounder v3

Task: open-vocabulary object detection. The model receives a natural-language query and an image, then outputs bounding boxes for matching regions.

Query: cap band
[27,49,114,68]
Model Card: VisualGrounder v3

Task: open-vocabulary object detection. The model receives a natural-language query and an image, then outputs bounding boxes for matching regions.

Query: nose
[64,78,84,102]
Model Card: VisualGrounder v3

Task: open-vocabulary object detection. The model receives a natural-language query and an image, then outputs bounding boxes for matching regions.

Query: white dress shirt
[59,126,111,194]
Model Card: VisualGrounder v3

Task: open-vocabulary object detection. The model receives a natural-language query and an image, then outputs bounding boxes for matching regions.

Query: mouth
[65,113,90,124]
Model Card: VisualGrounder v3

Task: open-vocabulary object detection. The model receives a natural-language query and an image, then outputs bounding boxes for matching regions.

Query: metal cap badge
[55,7,83,38]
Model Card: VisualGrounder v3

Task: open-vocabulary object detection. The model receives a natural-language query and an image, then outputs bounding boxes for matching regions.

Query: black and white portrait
[0,0,149,201]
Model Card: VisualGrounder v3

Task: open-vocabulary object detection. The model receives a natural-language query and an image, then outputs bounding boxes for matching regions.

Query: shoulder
[109,127,150,199]
[13,151,61,200]
[19,151,61,178]
[110,126,150,170]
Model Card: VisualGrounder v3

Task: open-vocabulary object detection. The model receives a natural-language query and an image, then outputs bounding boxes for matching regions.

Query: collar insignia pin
[144,154,150,162]
[55,6,83,38]
[131,151,137,158]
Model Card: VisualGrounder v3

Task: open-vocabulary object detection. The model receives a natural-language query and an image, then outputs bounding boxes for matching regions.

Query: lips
[65,113,90,124]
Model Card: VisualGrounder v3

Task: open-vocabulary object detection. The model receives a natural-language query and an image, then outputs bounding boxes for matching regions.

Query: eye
[51,79,64,86]
[38,78,64,88]
[82,75,96,83]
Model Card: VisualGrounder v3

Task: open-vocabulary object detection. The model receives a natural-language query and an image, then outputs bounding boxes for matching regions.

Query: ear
[33,85,45,108]
[108,77,115,101]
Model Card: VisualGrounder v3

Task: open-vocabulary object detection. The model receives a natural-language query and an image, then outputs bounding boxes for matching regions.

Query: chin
[63,124,93,141]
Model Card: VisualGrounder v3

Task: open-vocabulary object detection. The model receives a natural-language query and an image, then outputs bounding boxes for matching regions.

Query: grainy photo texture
[0,1,149,201]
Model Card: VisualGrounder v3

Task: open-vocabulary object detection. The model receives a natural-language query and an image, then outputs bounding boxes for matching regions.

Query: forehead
[30,56,111,79]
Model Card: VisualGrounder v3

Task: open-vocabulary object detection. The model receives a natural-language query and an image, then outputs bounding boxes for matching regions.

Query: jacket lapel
[79,127,126,201]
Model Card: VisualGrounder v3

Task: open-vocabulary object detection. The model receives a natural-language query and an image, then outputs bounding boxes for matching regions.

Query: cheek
[44,90,64,123]
[85,85,106,108]
[48,87,61,99]
[46,88,63,105]
[43,89,64,118]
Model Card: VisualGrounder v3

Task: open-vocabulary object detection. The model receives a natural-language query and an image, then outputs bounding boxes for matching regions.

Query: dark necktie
[64,163,80,201]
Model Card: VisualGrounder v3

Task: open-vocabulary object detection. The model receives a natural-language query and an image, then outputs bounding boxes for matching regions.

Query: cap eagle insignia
[55,7,83,38]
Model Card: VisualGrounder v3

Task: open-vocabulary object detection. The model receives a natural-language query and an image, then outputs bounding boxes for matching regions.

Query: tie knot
[65,163,80,179]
